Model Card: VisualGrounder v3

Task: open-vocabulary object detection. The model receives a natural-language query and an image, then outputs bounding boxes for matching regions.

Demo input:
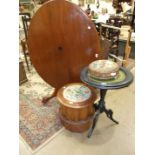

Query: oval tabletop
[28,0,100,89]
[80,67,133,89]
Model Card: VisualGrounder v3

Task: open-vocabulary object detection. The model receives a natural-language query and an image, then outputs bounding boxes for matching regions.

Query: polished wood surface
[123,28,132,67]
[28,0,100,90]
[59,105,94,132]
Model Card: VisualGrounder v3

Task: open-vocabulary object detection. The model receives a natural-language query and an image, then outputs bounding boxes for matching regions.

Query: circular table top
[80,67,133,90]
[28,0,100,90]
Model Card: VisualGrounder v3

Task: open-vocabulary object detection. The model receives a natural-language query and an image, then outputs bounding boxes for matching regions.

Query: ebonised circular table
[80,66,133,137]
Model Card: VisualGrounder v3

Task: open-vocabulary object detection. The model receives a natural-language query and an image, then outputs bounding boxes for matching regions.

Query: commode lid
[89,60,119,74]
[57,83,97,108]
[88,60,120,79]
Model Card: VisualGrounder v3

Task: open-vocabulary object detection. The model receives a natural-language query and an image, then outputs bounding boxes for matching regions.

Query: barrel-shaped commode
[57,83,97,132]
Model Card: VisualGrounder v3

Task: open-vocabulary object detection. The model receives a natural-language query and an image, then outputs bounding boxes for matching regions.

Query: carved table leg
[87,89,119,137]
[88,110,100,138]
[42,89,57,104]
[105,109,119,124]
[98,89,119,124]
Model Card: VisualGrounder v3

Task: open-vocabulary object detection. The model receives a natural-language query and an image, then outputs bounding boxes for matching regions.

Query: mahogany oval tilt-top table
[28,0,101,95]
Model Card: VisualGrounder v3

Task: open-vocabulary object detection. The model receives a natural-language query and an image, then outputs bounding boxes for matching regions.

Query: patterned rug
[19,67,63,150]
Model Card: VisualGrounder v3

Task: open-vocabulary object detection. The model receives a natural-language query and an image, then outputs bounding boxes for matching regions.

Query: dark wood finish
[80,67,133,137]
[19,12,31,18]
[40,0,50,4]
[100,24,120,62]
[21,14,31,40]
[20,40,30,71]
[20,13,32,71]
[131,3,135,31]
[19,61,28,85]
[57,83,97,132]
[88,89,118,137]
[28,0,100,92]
[100,38,111,59]
[112,0,132,13]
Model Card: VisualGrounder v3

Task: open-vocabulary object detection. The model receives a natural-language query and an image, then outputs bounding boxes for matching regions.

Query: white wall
[71,0,79,5]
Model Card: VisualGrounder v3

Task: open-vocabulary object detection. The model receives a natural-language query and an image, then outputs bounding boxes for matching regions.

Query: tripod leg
[105,109,119,124]
[88,111,100,138]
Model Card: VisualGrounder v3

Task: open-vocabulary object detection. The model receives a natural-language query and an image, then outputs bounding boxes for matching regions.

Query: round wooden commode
[57,83,97,132]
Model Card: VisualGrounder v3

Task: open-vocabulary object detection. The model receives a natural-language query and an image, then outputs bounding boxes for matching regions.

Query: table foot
[42,89,57,104]
[87,89,119,138]
[87,106,118,138]
[105,109,119,124]
[88,111,100,138]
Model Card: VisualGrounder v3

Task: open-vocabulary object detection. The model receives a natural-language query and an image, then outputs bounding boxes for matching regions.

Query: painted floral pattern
[63,85,91,103]
[89,60,119,73]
